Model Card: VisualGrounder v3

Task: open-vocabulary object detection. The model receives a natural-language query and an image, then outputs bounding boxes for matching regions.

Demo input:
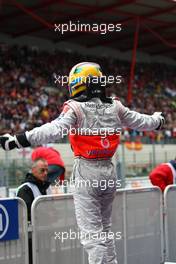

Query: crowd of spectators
[0,44,175,143]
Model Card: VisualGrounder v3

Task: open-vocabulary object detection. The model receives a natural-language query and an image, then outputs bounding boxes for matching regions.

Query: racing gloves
[0,133,31,150]
[152,112,165,130]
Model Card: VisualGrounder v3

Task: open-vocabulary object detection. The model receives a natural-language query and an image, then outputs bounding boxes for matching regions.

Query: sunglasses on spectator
[38,168,49,173]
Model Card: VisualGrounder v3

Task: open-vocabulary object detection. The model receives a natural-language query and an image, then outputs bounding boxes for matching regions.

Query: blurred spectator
[17,158,51,264]
[17,158,51,220]
[31,146,65,184]
[149,158,176,192]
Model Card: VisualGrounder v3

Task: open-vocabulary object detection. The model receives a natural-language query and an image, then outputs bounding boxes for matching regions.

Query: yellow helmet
[68,62,103,97]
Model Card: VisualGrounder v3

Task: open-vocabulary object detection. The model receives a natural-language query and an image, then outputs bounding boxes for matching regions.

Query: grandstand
[0,1,176,264]
[0,45,176,143]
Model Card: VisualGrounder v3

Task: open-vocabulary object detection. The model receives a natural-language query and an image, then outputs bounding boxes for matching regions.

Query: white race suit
[25,97,161,264]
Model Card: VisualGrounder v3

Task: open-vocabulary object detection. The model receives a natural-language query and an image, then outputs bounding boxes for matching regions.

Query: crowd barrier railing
[31,187,164,264]
[2,186,176,264]
[164,185,176,263]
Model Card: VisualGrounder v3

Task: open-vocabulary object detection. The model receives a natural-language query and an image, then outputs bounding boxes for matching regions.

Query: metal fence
[31,187,164,264]
[112,187,164,264]
[31,194,84,264]
[2,186,176,263]
[164,185,176,263]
